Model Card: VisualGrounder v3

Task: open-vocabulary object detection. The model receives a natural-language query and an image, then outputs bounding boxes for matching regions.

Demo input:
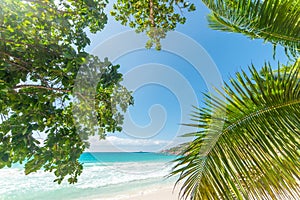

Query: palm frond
[203,0,300,58]
[172,59,300,200]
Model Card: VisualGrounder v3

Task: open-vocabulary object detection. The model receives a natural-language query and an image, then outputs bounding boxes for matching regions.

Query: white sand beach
[122,184,181,200]
[95,182,182,200]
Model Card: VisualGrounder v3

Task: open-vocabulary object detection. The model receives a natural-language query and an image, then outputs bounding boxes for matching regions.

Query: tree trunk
[149,0,155,27]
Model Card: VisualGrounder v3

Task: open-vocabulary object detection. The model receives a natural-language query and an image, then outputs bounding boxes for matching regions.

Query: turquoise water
[80,152,176,163]
[0,152,178,200]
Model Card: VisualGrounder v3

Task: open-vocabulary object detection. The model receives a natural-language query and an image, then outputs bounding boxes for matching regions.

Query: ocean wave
[0,160,176,199]
[0,152,179,200]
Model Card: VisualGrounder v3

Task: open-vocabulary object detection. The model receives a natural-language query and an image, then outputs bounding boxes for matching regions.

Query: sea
[0,152,178,200]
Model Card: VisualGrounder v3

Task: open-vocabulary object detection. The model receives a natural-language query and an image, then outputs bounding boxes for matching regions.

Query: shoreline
[88,181,182,200]
[121,183,181,200]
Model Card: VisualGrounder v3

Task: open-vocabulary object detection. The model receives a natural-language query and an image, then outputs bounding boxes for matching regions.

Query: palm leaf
[202,0,300,58]
[171,59,300,200]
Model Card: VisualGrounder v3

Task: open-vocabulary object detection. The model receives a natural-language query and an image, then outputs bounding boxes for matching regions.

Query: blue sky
[84,0,290,152]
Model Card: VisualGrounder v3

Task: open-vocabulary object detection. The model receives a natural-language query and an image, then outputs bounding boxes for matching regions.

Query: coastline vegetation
[161,142,191,155]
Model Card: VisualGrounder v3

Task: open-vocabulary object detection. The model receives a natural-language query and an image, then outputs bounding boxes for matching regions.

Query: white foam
[0,161,176,199]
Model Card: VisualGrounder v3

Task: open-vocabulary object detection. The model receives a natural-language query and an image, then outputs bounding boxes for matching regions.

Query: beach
[0,152,180,200]
[121,184,181,200]
[88,182,182,200]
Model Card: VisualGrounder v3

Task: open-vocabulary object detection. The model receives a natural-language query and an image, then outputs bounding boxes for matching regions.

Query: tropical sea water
[0,152,178,200]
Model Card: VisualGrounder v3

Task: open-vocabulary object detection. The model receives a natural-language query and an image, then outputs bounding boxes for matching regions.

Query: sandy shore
[120,183,181,200]
[94,182,182,200]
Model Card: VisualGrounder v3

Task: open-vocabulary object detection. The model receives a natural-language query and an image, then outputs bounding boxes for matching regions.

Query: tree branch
[0,52,50,86]
[13,84,71,93]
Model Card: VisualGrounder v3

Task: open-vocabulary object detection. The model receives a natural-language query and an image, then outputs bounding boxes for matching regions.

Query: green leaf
[203,0,300,58]
[0,0,132,184]
[172,60,300,200]
[1,153,9,162]
[111,0,196,50]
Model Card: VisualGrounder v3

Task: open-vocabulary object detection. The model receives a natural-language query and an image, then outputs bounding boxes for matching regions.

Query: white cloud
[89,136,169,146]
[87,135,171,152]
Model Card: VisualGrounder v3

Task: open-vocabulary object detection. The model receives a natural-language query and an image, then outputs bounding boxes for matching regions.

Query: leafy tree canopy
[111,0,196,50]
[0,0,132,184]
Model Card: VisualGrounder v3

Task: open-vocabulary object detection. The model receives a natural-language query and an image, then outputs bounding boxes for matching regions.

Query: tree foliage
[170,0,300,199]
[0,0,132,184]
[111,0,196,50]
[203,0,300,58]
[172,60,300,200]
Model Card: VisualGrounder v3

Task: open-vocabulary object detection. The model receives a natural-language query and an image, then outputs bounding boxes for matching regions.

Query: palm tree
[172,60,300,199]
[204,0,300,58]
[171,0,300,199]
